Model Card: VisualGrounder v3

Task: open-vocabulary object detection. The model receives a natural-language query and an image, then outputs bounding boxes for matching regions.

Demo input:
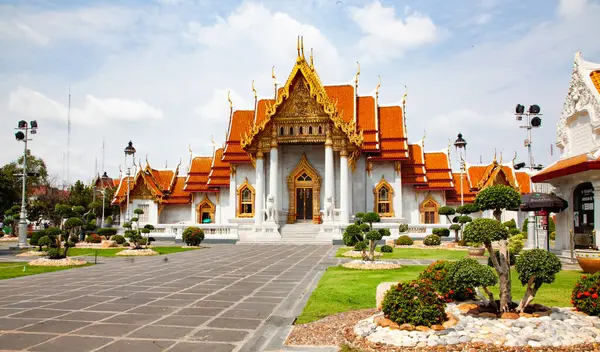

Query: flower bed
[342,260,401,270]
[115,249,159,256]
[28,257,87,267]
[354,302,600,348]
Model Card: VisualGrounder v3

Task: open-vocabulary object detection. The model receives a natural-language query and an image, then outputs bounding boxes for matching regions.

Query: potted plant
[467,241,485,257]
[575,230,600,273]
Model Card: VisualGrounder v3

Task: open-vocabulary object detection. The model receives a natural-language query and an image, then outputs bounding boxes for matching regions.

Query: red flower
[571,300,575,305]
[585,292,591,297]
[593,293,599,299]
[449,290,454,294]
[583,276,587,279]
[578,293,583,298]
[594,303,597,307]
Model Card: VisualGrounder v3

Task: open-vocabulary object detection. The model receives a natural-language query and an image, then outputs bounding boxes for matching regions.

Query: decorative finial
[421,130,426,148]
[297,36,301,60]
[227,91,232,109]
[211,135,216,154]
[499,151,503,164]
[375,75,381,100]
[145,154,149,167]
[512,151,517,165]
[300,36,305,59]
[252,80,257,100]
[493,148,497,163]
[355,61,360,89]
[402,85,408,106]
[188,144,192,154]
[272,65,278,98]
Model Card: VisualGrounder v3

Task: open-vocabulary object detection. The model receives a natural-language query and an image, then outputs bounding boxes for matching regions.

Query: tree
[474,185,521,222]
[450,258,499,310]
[54,204,72,229]
[515,249,562,312]
[61,218,82,257]
[68,181,93,208]
[0,168,19,216]
[352,212,387,261]
[463,218,511,312]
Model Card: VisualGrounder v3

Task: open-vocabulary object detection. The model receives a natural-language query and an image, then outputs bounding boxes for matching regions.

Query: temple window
[309,126,313,135]
[299,126,303,135]
[197,197,215,224]
[138,204,150,223]
[420,196,439,224]
[290,126,294,135]
[237,180,255,217]
[280,126,284,135]
[373,178,394,217]
[318,126,322,134]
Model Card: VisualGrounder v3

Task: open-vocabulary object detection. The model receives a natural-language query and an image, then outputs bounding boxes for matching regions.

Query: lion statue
[266,194,275,222]
[324,196,333,221]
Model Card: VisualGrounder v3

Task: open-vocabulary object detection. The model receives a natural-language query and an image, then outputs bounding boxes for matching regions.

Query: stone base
[238,224,281,242]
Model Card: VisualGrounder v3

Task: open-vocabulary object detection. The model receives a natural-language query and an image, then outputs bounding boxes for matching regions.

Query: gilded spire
[421,129,426,148]
[300,36,305,60]
[499,151,503,164]
[211,135,216,155]
[252,80,257,100]
[297,36,302,62]
[354,61,360,90]
[375,75,381,102]
[272,66,277,99]
[512,151,517,165]
[493,148,497,163]
[402,85,408,107]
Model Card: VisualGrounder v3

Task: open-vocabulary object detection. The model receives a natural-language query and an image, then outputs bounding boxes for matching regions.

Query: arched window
[373,177,394,217]
[237,180,255,217]
[420,196,439,224]
[289,126,294,135]
[309,126,313,135]
[297,172,312,182]
[197,196,215,224]
[299,126,303,135]
[280,126,284,135]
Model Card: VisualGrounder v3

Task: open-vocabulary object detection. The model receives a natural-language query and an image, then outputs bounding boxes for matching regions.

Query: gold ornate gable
[477,162,518,190]
[240,38,363,168]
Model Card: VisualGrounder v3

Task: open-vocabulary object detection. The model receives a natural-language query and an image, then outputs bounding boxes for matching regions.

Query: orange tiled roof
[94,173,117,189]
[325,85,354,123]
[112,176,134,205]
[515,171,532,194]
[445,173,477,204]
[467,165,487,190]
[254,99,275,126]
[208,148,230,187]
[368,106,408,160]
[223,110,254,163]
[400,144,427,184]
[163,177,192,204]
[415,152,454,190]
[356,96,378,151]
[591,71,600,94]
[185,156,216,192]
[112,164,191,205]
[531,153,600,183]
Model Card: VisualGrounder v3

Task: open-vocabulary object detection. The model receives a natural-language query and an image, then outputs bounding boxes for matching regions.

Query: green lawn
[66,246,200,257]
[296,265,582,324]
[0,262,92,280]
[336,246,472,261]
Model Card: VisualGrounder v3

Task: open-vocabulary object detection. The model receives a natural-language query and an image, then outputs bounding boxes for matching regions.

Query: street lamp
[14,120,39,248]
[454,133,467,206]
[100,172,110,228]
[515,104,543,171]
[124,141,136,223]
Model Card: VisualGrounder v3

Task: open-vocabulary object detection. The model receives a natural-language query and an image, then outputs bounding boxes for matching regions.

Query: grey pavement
[0,244,338,352]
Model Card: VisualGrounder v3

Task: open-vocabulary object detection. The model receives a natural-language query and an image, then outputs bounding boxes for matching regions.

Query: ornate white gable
[557,52,600,151]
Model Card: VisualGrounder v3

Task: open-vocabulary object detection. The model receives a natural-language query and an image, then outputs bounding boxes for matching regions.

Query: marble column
[340,149,349,224]
[593,182,600,247]
[229,166,237,219]
[190,193,196,223]
[269,140,278,223]
[255,151,264,225]
[324,132,334,221]
[526,211,536,249]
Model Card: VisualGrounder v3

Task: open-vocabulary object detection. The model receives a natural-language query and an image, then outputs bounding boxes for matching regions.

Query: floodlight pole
[454,133,467,206]
[516,105,542,171]
[17,127,29,248]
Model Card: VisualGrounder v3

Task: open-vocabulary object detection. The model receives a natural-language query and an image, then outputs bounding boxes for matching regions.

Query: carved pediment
[274,77,328,120]
[130,181,154,199]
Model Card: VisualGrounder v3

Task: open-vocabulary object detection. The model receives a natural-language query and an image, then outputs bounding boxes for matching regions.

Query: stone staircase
[279,223,329,244]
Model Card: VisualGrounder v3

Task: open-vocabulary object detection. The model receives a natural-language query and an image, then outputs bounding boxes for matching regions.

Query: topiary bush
[503,219,517,229]
[98,228,117,240]
[398,223,409,233]
[418,260,454,301]
[396,235,413,246]
[354,241,367,251]
[432,228,450,237]
[515,249,562,311]
[509,228,521,236]
[38,236,54,250]
[423,234,441,246]
[111,235,126,245]
[47,247,63,259]
[381,245,393,253]
[30,230,47,251]
[378,228,391,238]
[182,226,205,246]
[85,234,102,243]
[572,272,600,316]
[509,233,525,255]
[449,258,498,307]
[343,225,362,246]
[382,279,447,327]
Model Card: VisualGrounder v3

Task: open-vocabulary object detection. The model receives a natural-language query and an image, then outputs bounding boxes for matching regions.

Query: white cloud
[348,0,438,62]
[474,14,491,25]
[8,86,163,126]
[557,0,589,18]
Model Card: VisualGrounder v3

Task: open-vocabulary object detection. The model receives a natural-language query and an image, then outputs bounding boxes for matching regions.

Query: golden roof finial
[375,75,381,101]
[493,148,497,163]
[188,144,192,154]
[512,151,517,165]
[300,36,305,60]
[355,61,360,90]
[252,80,257,100]
[272,66,278,99]
[227,91,232,109]
[422,129,426,148]
[211,135,216,154]
[145,154,149,168]
[402,85,408,107]
[297,36,301,61]
[310,48,314,69]
[499,151,503,164]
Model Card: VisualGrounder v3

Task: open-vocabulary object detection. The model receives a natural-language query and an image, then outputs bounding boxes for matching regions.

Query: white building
[532,52,600,251]
[112,40,533,243]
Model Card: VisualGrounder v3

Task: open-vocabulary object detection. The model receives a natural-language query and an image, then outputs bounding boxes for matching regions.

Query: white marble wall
[160,204,190,224]
[566,112,597,157]
[130,199,158,225]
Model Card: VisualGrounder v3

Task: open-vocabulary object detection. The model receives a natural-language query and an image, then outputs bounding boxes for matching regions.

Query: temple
[111,38,533,243]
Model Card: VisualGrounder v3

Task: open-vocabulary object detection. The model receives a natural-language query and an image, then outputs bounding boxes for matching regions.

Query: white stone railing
[125,223,239,241]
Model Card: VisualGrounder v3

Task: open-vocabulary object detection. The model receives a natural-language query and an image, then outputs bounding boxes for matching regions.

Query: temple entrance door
[296,188,313,221]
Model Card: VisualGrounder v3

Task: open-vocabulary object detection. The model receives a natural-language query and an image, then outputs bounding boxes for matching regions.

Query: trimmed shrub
[509,234,525,255]
[98,228,117,240]
[418,260,454,301]
[509,228,521,236]
[396,235,413,246]
[38,236,54,250]
[47,247,63,259]
[449,258,497,303]
[85,234,102,243]
[381,245,393,253]
[503,219,517,229]
[359,223,371,233]
[354,241,367,251]
[111,235,126,245]
[487,250,516,267]
[572,272,600,315]
[432,228,450,237]
[382,279,447,327]
[182,226,205,246]
[343,224,363,246]
[30,230,47,250]
[423,234,441,246]
[515,249,562,309]
[378,228,391,238]
[398,223,409,233]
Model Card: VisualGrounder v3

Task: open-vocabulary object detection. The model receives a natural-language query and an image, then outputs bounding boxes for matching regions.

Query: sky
[1,0,599,185]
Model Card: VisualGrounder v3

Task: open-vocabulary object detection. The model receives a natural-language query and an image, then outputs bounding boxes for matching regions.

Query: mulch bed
[287,309,600,351]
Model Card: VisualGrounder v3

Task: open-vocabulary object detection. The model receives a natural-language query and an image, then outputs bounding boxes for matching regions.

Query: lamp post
[454,133,467,206]
[100,172,110,228]
[14,120,38,248]
[515,104,543,171]
[124,141,136,223]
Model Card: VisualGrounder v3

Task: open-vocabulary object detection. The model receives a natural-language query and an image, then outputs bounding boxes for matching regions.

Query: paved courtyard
[0,244,335,352]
